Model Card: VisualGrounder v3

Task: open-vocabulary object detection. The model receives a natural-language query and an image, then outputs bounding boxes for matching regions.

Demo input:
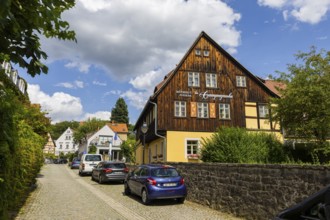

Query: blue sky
[18,0,330,124]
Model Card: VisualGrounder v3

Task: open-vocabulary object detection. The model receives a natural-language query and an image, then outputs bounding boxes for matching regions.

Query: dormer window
[195,49,201,56]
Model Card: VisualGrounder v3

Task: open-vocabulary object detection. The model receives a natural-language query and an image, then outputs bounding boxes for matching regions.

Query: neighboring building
[0,61,27,95]
[78,124,127,161]
[43,133,56,155]
[55,127,79,156]
[108,122,129,141]
[134,31,282,164]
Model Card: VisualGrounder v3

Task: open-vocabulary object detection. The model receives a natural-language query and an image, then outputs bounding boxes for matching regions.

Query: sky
[17,0,330,125]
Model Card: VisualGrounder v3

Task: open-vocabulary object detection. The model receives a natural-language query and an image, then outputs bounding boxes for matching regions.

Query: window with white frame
[195,49,201,56]
[66,144,69,149]
[197,103,208,118]
[219,103,230,119]
[206,73,217,88]
[186,140,199,157]
[188,72,200,87]
[258,105,269,118]
[203,50,209,57]
[99,135,112,145]
[59,144,62,149]
[236,76,246,87]
[174,101,186,117]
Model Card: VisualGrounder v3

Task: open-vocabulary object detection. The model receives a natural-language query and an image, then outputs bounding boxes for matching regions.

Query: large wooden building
[134,31,282,164]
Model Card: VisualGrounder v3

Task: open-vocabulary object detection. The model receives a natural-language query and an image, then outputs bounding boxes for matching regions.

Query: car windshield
[85,155,102,161]
[151,168,179,177]
[104,163,126,168]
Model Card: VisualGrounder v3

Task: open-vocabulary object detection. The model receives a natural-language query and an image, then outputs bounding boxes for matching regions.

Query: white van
[79,154,103,176]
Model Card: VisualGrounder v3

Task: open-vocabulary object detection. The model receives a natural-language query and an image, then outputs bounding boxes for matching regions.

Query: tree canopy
[111,98,129,124]
[270,47,330,148]
[0,0,76,76]
[49,120,79,140]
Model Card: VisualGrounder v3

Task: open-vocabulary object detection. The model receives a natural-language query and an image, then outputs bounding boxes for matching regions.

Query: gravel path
[16,164,244,220]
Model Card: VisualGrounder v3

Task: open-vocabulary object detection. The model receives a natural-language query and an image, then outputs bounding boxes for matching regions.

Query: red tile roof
[107,123,128,133]
[264,80,286,97]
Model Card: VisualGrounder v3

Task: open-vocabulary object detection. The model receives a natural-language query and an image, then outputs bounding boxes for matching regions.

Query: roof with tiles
[107,122,128,133]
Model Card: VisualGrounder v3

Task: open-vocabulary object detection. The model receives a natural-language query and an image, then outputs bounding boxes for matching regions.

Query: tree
[111,98,129,124]
[0,0,76,76]
[270,47,330,150]
[120,138,136,163]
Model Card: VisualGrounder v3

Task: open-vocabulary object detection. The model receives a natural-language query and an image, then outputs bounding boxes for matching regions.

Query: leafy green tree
[0,0,76,76]
[201,127,287,164]
[270,47,330,152]
[111,98,129,124]
[120,138,136,163]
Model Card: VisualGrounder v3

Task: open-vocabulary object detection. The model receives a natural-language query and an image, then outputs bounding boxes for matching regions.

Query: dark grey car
[91,162,128,184]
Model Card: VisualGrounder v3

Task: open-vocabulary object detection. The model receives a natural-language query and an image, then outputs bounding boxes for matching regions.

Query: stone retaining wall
[161,163,330,220]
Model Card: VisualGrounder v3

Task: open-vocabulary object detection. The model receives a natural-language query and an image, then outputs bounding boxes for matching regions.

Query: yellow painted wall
[246,118,259,129]
[135,143,143,165]
[245,106,257,117]
[167,131,213,162]
[260,119,271,130]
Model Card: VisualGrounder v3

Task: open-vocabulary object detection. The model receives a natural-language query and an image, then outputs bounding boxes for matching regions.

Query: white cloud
[258,0,330,24]
[82,111,111,121]
[27,84,84,123]
[55,80,84,89]
[65,61,90,73]
[41,0,241,80]
[121,89,149,110]
[129,68,163,92]
[93,80,107,86]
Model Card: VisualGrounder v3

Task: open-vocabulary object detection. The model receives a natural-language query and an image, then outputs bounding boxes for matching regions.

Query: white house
[55,127,79,156]
[78,124,124,161]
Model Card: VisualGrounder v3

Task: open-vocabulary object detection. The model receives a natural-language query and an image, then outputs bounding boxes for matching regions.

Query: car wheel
[98,175,103,184]
[124,182,131,195]
[177,197,185,204]
[141,189,150,205]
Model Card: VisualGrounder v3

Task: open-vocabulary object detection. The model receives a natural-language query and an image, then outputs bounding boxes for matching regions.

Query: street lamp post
[141,122,148,164]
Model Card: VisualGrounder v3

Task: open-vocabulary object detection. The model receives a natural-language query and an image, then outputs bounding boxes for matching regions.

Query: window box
[187,154,200,159]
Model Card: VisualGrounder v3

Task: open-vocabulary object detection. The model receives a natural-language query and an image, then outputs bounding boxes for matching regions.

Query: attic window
[203,50,209,57]
[195,49,201,56]
[236,76,246,87]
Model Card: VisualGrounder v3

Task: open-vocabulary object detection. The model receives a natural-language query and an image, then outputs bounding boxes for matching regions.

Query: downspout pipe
[149,100,167,162]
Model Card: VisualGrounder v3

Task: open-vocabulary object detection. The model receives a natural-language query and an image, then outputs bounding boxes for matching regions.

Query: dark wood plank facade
[134,31,279,142]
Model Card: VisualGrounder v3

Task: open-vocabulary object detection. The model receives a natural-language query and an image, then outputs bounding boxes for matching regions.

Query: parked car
[124,164,187,205]
[70,159,80,169]
[79,154,103,176]
[54,158,68,164]
[274,185,330,220]
[91,161,129,184]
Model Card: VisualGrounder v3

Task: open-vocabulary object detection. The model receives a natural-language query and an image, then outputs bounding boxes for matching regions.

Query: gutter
[149,100,167,162]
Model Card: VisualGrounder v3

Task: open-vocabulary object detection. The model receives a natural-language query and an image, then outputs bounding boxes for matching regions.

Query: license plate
[90,164,96,166]
[163,183,176,187]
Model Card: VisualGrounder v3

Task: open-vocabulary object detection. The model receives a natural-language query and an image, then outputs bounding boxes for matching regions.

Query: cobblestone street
[15,164,243,220]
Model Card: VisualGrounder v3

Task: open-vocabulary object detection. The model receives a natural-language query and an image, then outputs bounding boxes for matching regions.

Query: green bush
[201,127,288,164]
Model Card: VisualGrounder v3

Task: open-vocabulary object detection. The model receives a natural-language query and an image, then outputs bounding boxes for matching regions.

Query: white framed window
[203,50,209,57]
[98,135,112,145]
[66,144,69,149]
[258,105,269,118]
[174,101,186,117]
[236,76,246,87]
[206,73,217,88]
[59,144,62,149]
[195,49,201,56]
[186,139,199,158]
[197,103,209,118]
[188,72,200,87]
[219,103,231,119]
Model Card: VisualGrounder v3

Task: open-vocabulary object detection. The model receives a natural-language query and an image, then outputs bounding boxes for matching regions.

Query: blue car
[70,159,80,169]
[124,164,187,205]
